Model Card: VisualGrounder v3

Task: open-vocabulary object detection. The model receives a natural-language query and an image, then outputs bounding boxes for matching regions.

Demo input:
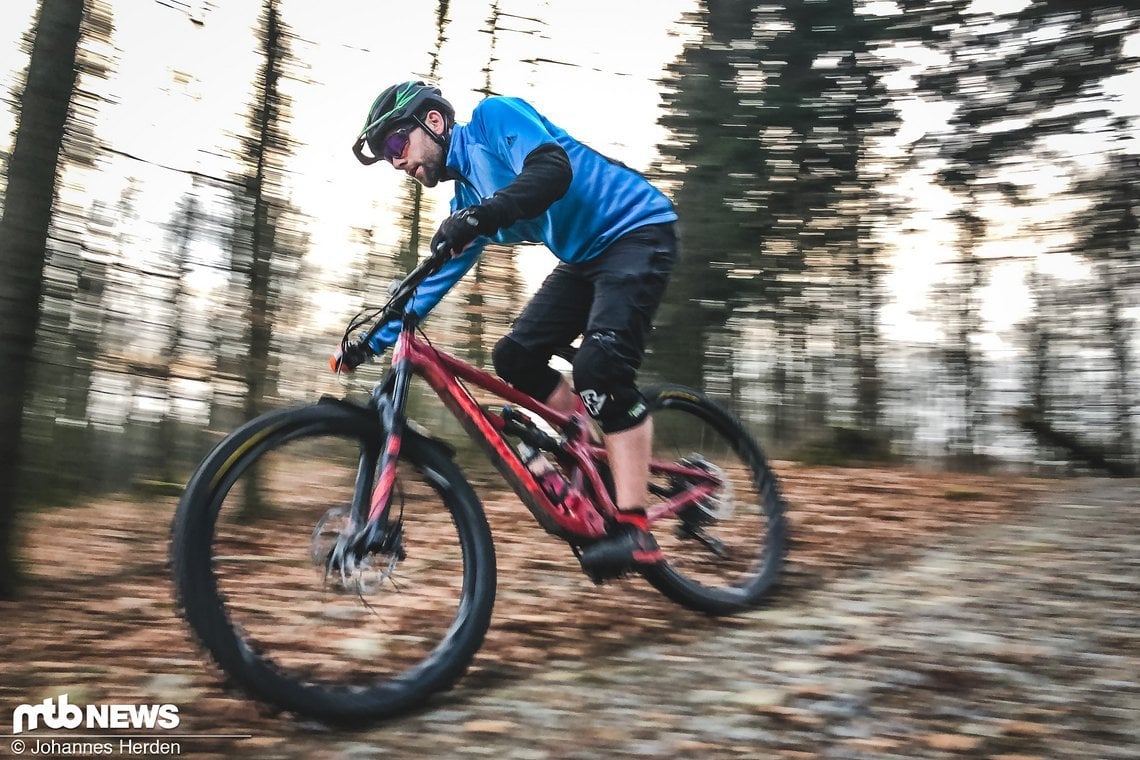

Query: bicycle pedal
[584,567,632,585]
[574,547,612,584]
[578,554,637,585]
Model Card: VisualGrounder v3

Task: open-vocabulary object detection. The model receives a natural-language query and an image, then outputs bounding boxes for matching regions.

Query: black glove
[329,340,371,374]
[430,204,503,257]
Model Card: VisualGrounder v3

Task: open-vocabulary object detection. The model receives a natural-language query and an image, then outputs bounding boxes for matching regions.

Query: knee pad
[572,331,649,434]
[492,336,562,401]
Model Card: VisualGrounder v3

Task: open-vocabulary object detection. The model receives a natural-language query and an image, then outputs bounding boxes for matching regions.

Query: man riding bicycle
[348,81,679,578]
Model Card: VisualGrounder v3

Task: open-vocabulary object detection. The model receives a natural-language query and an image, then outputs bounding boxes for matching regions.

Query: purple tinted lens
[382,130,410,161]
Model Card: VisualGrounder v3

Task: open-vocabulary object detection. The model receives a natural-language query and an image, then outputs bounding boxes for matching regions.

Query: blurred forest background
[0,0,1137,596]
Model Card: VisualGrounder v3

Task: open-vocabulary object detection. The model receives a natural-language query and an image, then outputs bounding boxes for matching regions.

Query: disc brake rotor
[679,454,735,521]
[311,506,404,596]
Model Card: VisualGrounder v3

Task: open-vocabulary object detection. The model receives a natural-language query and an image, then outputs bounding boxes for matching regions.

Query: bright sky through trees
[2,0,1137,344]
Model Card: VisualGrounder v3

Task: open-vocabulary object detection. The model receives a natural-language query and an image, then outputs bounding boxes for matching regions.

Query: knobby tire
[169,400,496,725]
[638,384,788,615]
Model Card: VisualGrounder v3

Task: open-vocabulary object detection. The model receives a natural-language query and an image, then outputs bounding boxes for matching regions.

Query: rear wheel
[170,400,496,724]
[639,385,787,615]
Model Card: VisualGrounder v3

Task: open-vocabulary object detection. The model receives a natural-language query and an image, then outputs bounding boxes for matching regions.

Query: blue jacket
[369,96,677,350]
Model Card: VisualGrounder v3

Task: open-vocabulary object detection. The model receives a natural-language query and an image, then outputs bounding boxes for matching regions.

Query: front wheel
[639,384,788,615]
[169,400,496,724]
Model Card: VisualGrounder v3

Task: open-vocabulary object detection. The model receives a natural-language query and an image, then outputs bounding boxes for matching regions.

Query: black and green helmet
[352,80,454,165]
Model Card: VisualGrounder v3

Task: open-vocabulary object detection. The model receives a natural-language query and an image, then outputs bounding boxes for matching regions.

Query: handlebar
[361,247,449,343]
[331,248,451,373]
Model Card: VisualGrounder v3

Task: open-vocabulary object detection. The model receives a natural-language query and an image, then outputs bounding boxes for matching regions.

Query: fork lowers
[322,518,405,581]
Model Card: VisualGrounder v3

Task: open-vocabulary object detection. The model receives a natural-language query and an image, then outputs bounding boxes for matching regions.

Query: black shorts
[507,222,678,392]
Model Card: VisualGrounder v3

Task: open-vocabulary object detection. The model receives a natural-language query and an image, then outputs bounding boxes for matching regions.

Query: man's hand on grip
[330,341,370,374]
[430,206,496,258]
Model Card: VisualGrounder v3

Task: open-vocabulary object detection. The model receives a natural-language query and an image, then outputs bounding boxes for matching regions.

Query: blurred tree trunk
[939,207,985,461]
[1018,252,1137,476]
[1023,268,1052,421]
[236,0,294,520]
[0,0,86,598]
[157,192,198,485]
[790,1,896,446]
[455,0,521,370]
[463,0,497,368]
[1070,145,1138,465]
[401,185,425,272]
[652,0,759,392]
[243,3,280,427]
[17,1,115,503]
[393,1,451,276]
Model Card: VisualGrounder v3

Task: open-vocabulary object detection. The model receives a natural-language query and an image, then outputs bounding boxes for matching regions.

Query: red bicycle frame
[365,314,721,543]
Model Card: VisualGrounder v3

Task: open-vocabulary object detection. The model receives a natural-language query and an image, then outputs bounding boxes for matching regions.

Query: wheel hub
[311,506,405,596]
[678,454,734,521]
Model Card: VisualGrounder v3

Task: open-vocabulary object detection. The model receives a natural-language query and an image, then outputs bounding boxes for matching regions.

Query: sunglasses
[379,128,413,162]
[352,124,415,166]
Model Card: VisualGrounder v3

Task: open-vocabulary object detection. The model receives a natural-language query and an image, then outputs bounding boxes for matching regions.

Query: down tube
[410,354,583,538]
[433,351,614,519]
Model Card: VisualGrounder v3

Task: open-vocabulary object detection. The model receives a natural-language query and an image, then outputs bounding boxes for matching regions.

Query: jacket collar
[444,121,468,182]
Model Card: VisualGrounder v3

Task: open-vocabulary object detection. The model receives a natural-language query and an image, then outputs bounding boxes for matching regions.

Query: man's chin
[416,164,444,187]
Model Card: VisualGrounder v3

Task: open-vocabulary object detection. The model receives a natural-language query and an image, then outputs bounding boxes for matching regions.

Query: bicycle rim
[640,385,787,614]
[171,403,495,723]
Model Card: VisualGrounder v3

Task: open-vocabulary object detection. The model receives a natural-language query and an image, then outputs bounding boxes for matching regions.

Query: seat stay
[644,456,723,523]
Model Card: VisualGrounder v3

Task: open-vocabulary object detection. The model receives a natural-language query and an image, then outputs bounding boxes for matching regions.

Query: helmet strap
[412,114,450,151]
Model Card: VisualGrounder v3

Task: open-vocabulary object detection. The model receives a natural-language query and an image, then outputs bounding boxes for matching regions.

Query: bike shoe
[579,518,664,581]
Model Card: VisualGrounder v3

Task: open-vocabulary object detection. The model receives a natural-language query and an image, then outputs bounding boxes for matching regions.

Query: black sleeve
[476,143,572,233]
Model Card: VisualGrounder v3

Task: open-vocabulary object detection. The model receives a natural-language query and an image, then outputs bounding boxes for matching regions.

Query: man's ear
[425,109,447,135]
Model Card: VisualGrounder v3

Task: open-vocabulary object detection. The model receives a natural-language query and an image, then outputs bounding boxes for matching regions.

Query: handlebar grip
[427,244,450,271]
[330,340,371,374]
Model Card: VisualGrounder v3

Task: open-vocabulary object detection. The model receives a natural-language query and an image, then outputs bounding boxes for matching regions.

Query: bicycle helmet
[353,80,454,165]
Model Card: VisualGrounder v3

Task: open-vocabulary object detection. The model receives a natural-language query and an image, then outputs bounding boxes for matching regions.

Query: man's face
[387,110,447,188]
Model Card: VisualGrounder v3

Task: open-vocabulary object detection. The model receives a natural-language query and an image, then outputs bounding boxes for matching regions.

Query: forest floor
[1,463,1137,759]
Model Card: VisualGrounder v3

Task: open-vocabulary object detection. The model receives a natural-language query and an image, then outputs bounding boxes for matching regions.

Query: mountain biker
[347,80,678,578]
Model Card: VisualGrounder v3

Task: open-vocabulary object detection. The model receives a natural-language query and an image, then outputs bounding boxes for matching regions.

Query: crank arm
[675,522,729,559]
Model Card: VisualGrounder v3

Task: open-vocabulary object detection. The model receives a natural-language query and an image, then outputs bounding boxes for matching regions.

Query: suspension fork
[337,325,419,565]
[367,330,415,524]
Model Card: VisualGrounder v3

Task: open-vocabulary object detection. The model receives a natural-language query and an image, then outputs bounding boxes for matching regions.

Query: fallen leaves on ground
[0,462,1045,749]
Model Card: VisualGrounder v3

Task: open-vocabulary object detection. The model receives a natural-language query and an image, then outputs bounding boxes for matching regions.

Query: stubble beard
[417,144,447,188]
